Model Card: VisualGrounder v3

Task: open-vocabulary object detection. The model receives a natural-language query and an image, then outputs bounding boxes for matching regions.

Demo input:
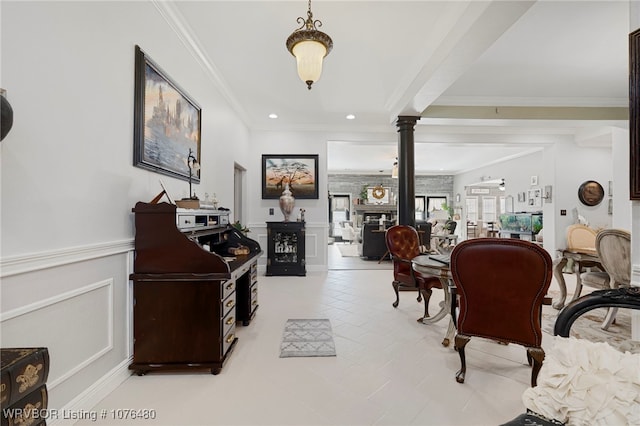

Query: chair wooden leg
[570,263,584,303]
[416,288,423,303]
[601,307,618,330]
[527,347,545,387]
[454,334,470,383]
[392,281,400,308]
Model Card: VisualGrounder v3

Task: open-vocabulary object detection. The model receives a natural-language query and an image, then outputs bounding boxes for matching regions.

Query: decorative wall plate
[578,180,605,206]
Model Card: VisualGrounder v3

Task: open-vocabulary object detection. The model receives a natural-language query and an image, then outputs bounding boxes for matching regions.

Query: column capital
[396,115,420,132]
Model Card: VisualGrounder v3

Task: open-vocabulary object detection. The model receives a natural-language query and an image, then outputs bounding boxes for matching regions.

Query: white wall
[247,130,329,270]
[612,127,632,229]
[453,136,616,257]
[1,1,251,415]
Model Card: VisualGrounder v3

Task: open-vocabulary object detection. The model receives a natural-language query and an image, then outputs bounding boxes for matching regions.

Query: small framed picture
[528,188,542,208]
[530,175,538,186]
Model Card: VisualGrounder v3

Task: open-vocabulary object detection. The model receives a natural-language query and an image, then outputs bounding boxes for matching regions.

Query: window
[466,197,478,223]
[482,197,497,222]
[415,196,426,221]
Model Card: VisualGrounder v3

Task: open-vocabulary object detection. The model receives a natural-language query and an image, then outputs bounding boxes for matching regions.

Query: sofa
[358,222,388,259]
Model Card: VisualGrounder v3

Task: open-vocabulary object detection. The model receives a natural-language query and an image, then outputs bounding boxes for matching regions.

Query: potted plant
[359,185,368,204]
[232,221,250,235]
[441,202,454,219]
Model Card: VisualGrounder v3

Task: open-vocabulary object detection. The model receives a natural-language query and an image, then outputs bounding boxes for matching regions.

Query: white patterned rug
[336,243,359,257]
[542,304,639,353]
[279,319,337,358]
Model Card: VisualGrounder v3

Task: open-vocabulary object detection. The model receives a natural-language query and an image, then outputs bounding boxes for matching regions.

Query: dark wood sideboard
[129,202,261,375]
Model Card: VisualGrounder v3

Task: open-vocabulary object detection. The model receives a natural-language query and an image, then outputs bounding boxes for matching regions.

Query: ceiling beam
[388,0,535,121]
[422,105,628,121]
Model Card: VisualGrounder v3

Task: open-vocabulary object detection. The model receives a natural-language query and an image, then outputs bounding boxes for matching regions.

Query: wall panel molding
[1,239,133,278]
[1,279,114,389]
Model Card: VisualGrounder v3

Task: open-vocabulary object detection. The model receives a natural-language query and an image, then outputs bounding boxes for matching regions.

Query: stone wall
[328,174,454,204]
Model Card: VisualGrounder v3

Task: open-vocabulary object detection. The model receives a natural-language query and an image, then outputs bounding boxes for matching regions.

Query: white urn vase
[279,183,295,222]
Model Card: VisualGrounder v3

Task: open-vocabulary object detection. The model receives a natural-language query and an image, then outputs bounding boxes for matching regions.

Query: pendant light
[286,0,333,90]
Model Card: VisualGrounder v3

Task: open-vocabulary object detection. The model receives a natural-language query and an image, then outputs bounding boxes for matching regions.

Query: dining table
[411,254,457,347]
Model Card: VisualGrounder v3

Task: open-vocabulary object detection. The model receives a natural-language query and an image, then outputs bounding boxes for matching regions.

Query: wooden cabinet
[266,221,306,276]
[130,274,237,375]
[129,202,261,375]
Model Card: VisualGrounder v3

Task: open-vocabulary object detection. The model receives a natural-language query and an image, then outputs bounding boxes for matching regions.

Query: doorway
[234,162,246,225]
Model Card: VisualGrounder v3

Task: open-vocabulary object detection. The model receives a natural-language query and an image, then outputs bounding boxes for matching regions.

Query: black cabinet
[266,221,306,276]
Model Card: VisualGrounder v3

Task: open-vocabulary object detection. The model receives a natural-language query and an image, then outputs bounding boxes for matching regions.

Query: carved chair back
[596,229,631,288]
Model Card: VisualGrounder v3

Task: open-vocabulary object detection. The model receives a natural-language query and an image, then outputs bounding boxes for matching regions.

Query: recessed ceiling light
[346,114,355,120]
[268,113,278,119]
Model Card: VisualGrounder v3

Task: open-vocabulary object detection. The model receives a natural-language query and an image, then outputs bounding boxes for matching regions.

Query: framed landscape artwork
[133,45,201,182]
[262,155,319,199]
[630,28,640,199]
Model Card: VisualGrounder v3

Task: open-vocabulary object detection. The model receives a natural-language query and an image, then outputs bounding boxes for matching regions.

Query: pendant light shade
[286,0,333,90]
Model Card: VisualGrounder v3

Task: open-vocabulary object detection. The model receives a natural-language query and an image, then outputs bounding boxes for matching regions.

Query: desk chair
[450,238,552,386]
[385,225,442,319]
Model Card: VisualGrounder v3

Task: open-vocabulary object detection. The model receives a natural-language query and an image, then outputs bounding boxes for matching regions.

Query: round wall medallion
[372,185,386,199]
[578,180,605,206]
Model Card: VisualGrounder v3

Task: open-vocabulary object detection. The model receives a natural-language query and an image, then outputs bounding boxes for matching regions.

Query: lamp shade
[292,39,327,87]
[286,1,332,90]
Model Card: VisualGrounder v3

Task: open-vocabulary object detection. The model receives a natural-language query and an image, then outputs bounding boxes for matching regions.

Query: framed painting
[630,28,640,199]
[133,45,201,182]
[262,155,319,199]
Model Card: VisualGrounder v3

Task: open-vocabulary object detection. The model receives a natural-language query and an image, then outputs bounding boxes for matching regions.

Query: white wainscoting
[1,279,113,388]
[0,241,133,415]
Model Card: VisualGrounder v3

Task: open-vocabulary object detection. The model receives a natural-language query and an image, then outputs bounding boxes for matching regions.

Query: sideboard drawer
[222,280,235,301]
[222,326,236,356]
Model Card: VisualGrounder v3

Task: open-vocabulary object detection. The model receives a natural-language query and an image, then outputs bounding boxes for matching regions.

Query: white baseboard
[50,358,132,425]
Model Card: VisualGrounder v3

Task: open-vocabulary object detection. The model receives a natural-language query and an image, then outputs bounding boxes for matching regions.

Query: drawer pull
[252,288,258,293]
[226,334,235,343]
[226,283,234,290]
[226,300,235,308]
[226,316,235,325]
[252,300,258,306]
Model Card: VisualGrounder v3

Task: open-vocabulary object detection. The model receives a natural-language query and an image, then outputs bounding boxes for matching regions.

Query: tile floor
[79,244,572,426]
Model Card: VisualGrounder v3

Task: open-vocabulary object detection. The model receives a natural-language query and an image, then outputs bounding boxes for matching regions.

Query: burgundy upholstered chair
[449,238,552,386]
[385,225,442,319]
